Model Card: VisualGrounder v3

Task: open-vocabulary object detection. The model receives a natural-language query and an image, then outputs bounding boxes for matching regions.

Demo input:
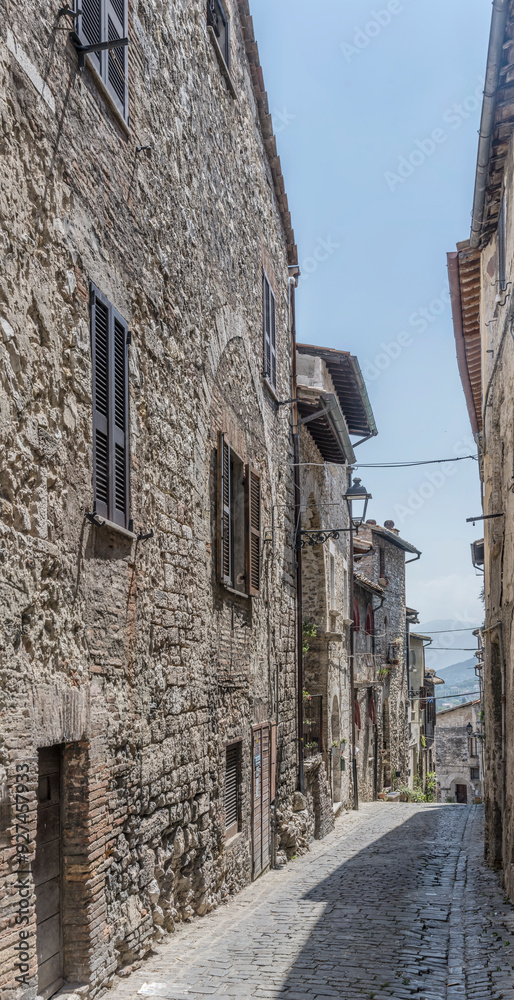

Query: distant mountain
[416,618,481,672]
[437,658,477,686]
[432,657,480,710]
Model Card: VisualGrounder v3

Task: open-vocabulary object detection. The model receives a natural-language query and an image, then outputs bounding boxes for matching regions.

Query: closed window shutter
[76,0,128,117]
[106,0,127,115]
[92,291,110,520]
[78,0,101,67]
[91,285,130,528]
[111,309,129,527]
[218,432,232,585]
[246,465,261,596]
[263,272,272,382]
[225,744,239,839]
[269,287,276,387]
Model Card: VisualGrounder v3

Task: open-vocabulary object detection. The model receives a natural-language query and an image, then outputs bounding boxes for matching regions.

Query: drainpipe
[349,510,358,810]
[470,0,509,248]
[290,280,304,794]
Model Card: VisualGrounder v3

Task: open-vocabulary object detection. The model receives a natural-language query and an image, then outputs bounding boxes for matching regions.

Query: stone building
[436,700,483,805]
[448,0,514,894]
[355,521,421,795]
[407,633,441,792]
[294,345,377,827]
[0,1,318,997]
[352,572,384,801]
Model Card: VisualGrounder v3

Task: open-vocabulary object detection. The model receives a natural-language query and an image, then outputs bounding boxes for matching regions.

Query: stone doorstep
[50,987,89,1000]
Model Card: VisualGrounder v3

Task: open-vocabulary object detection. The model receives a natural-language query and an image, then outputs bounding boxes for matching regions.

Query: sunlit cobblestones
[104,804,514,1000]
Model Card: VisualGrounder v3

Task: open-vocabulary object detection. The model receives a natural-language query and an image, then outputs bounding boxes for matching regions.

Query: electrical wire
[353,455,478,469]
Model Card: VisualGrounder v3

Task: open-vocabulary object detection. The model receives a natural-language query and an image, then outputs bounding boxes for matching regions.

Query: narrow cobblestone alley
[102,805,514,1000]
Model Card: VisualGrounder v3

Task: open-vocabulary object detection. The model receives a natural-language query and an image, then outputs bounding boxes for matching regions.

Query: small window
[263,271,277,389]
[498,193,507,292]
[75,0,129,120]
[365,604,373,636]
[468,737,478,758]
[470,766,480,781]
[207,0,229,67]
[217,434,261,595]
[225,742,241,839]
[91,284,130,528]
[379,546,386,579]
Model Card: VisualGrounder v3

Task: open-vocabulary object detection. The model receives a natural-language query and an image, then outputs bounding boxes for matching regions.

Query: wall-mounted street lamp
[466,722,473,737]
[345,477,372,531]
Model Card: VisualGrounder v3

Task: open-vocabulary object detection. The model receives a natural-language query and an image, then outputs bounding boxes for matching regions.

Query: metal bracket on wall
[137,529,154,542]
[57,6,81,20]
[85,510,105,528]
[69,31,129,71]
[298,528,351,548]
[466,512,505,526]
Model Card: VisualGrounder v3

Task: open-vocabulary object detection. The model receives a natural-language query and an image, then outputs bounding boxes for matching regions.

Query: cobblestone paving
[103,804,514,1000]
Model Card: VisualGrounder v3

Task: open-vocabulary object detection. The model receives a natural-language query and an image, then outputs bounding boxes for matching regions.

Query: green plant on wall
[302,620,319,656]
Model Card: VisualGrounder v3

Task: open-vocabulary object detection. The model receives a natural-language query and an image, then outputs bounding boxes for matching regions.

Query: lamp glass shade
[466,722,473,736]
[345,477,371,527]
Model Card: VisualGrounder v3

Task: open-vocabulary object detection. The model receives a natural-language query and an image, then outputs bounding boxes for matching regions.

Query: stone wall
[0,2,302,996]
[435,701,482,804]
[298,422,353,819]
[357,525,412,791]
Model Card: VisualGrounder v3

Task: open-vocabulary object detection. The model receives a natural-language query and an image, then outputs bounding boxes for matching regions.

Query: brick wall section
[0,2,304,996]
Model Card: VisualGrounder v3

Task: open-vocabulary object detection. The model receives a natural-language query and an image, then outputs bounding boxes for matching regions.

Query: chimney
[366,519,377,525]
[384,519,400,536]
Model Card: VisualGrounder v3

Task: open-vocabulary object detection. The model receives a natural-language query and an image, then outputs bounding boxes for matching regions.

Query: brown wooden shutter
[246,465,261,596]
[217,432,232,584]
[270,721,277,802]
[225,743,239,840]
[91,284,130,528]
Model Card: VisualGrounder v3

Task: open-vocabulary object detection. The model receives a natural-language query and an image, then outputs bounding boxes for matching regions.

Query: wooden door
[252,725,270,879]
[34,746,63,999]
[455,783,468,804]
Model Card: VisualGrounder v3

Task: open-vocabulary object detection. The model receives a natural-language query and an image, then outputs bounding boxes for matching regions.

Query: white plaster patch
[0,316,15,342]
[137,985,170,997]
[6,29,56,113]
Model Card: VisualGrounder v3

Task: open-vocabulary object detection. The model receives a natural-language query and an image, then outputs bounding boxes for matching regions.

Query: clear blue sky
[250,0,491,625]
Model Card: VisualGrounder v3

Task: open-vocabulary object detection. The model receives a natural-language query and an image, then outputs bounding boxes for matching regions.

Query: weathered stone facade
[436,700,483,804]
[449,0,514,898]
[0,2,306,996]
[356,522,421,795]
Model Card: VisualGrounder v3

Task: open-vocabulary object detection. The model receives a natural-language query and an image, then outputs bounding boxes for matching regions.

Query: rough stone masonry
[0,2,308,996]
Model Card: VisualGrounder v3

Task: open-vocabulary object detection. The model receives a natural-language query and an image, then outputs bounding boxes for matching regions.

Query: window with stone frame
[470,766,480,781]
[262,270,277,389]
[207,0,230,68]
[225,741,242,839]
[74,0,129,121]
[217,433,261,595]
[468,736,478,758]
[91,284,130,529]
